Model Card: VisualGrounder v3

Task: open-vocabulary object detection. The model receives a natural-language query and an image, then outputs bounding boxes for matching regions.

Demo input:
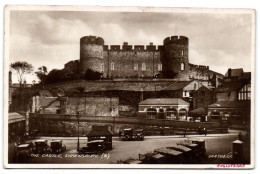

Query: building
[193,85,215,110]
[207,68,251,128]
[138,98,190,120]
[9,112,26,140]
[64,35,223,81]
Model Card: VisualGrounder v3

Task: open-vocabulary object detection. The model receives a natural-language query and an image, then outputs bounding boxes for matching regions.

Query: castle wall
[103,50,163,78]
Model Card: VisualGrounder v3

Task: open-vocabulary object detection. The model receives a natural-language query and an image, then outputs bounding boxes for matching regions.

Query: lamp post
[76,111,81,151]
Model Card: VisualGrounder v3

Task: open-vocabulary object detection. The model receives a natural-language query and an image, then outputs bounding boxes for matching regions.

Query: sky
[9,10,253,83]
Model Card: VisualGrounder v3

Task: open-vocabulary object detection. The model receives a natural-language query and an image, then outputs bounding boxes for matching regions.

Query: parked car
[16,143,34,159]
[34,140,50,154]
[122,128,144,141]
[50,140,66,153]
[79,140,105,154]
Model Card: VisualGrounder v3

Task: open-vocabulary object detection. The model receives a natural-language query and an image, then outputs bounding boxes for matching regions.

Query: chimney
[228,68,232,77]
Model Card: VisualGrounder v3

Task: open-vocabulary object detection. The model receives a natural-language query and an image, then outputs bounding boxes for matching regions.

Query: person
[198,127,201,135]
[183,128,187,137]
[119,129,122,138]
[204,127,207,136]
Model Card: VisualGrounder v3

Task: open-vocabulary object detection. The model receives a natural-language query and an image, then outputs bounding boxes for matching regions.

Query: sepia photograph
[4,5,255,169]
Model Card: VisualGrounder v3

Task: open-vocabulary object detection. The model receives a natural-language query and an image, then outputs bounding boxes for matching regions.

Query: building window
[166,108,177,120]
[238,83,251,100]
[183,91,190,97]
[142,62,146,71]
[158,63,162,71]
[181,50,184,56]
[181,63,185,71]
[110,62,115,71]
[134,63,138,71]
[146,108,156,119]
[211,112,220,119]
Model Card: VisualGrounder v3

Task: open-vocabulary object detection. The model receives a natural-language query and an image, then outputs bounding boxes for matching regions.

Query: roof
[225,68,244,77]
[152,153,165,159]
[208,101,250,108]
[162,81,193,91]
[87,130,113,136]
[189,107,207,115]
[216,81,245,92]
[17,144,30,148]
[9,112,26,124]
[35,140,47,143]
[198,85,213,91]
[139,98,189,106]
[88,140,104,143]
[168,145,191,152]
[154,147,183,156]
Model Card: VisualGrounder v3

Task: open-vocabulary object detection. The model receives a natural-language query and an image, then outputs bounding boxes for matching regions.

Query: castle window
[110,62,115,71]
[134,63,138,71]
[158,63,162,71]
[181,63,185,71]
[181,50,184,56]
[101,63,104,72]
[142,62,146,71]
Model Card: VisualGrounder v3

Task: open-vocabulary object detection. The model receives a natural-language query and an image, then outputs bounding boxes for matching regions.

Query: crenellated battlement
[80,35,104,45]
[103,42,164,51]
[163,35,188,46]
[189,63,209,70]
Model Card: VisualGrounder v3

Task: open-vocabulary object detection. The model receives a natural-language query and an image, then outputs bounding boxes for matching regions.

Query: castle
[64,35,222,81]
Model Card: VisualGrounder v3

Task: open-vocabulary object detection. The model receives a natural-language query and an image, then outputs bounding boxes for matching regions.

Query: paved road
[9,130,246,164]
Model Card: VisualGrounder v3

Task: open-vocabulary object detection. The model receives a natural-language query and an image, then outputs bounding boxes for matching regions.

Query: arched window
[166,108,177,120]
[142,62,146,71]
[101,63,104,72]
[146,108,157,119]
[110,62,115,71]
[181,63,185,71]
[179,109,187,120]
[134,63,138,71]
[158,63,162,71]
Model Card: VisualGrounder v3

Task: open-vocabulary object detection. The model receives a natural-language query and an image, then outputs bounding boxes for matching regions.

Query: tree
[35,66,48,84]
[84,69,102,80]
[10,61,33,88]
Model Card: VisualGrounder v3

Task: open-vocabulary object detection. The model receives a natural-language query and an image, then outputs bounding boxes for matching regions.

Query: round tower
[80,36,104,75]
[162,36,189,79]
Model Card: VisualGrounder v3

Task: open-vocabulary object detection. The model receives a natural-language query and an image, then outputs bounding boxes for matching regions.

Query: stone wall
[29,114,221,136]
[64,97,119,116]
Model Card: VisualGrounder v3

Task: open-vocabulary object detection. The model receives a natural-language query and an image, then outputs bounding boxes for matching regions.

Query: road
[9,130,247,164]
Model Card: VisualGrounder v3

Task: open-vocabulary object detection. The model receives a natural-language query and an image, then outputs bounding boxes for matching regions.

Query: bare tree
[10,61,33,96]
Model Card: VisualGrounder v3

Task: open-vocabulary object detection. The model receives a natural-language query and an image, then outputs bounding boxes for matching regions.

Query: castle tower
[80,36,104,75]
[162,36,190,79]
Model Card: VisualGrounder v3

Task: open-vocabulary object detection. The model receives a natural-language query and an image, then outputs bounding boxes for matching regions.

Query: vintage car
[34,140,50,154]
[79,140,105,154]
[122,128,144,141]
[30,129,39,138]
[16,143,34,159]
[50,140,66,153]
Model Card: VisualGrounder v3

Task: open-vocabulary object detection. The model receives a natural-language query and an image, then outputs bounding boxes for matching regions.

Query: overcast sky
[9,10,253,83]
